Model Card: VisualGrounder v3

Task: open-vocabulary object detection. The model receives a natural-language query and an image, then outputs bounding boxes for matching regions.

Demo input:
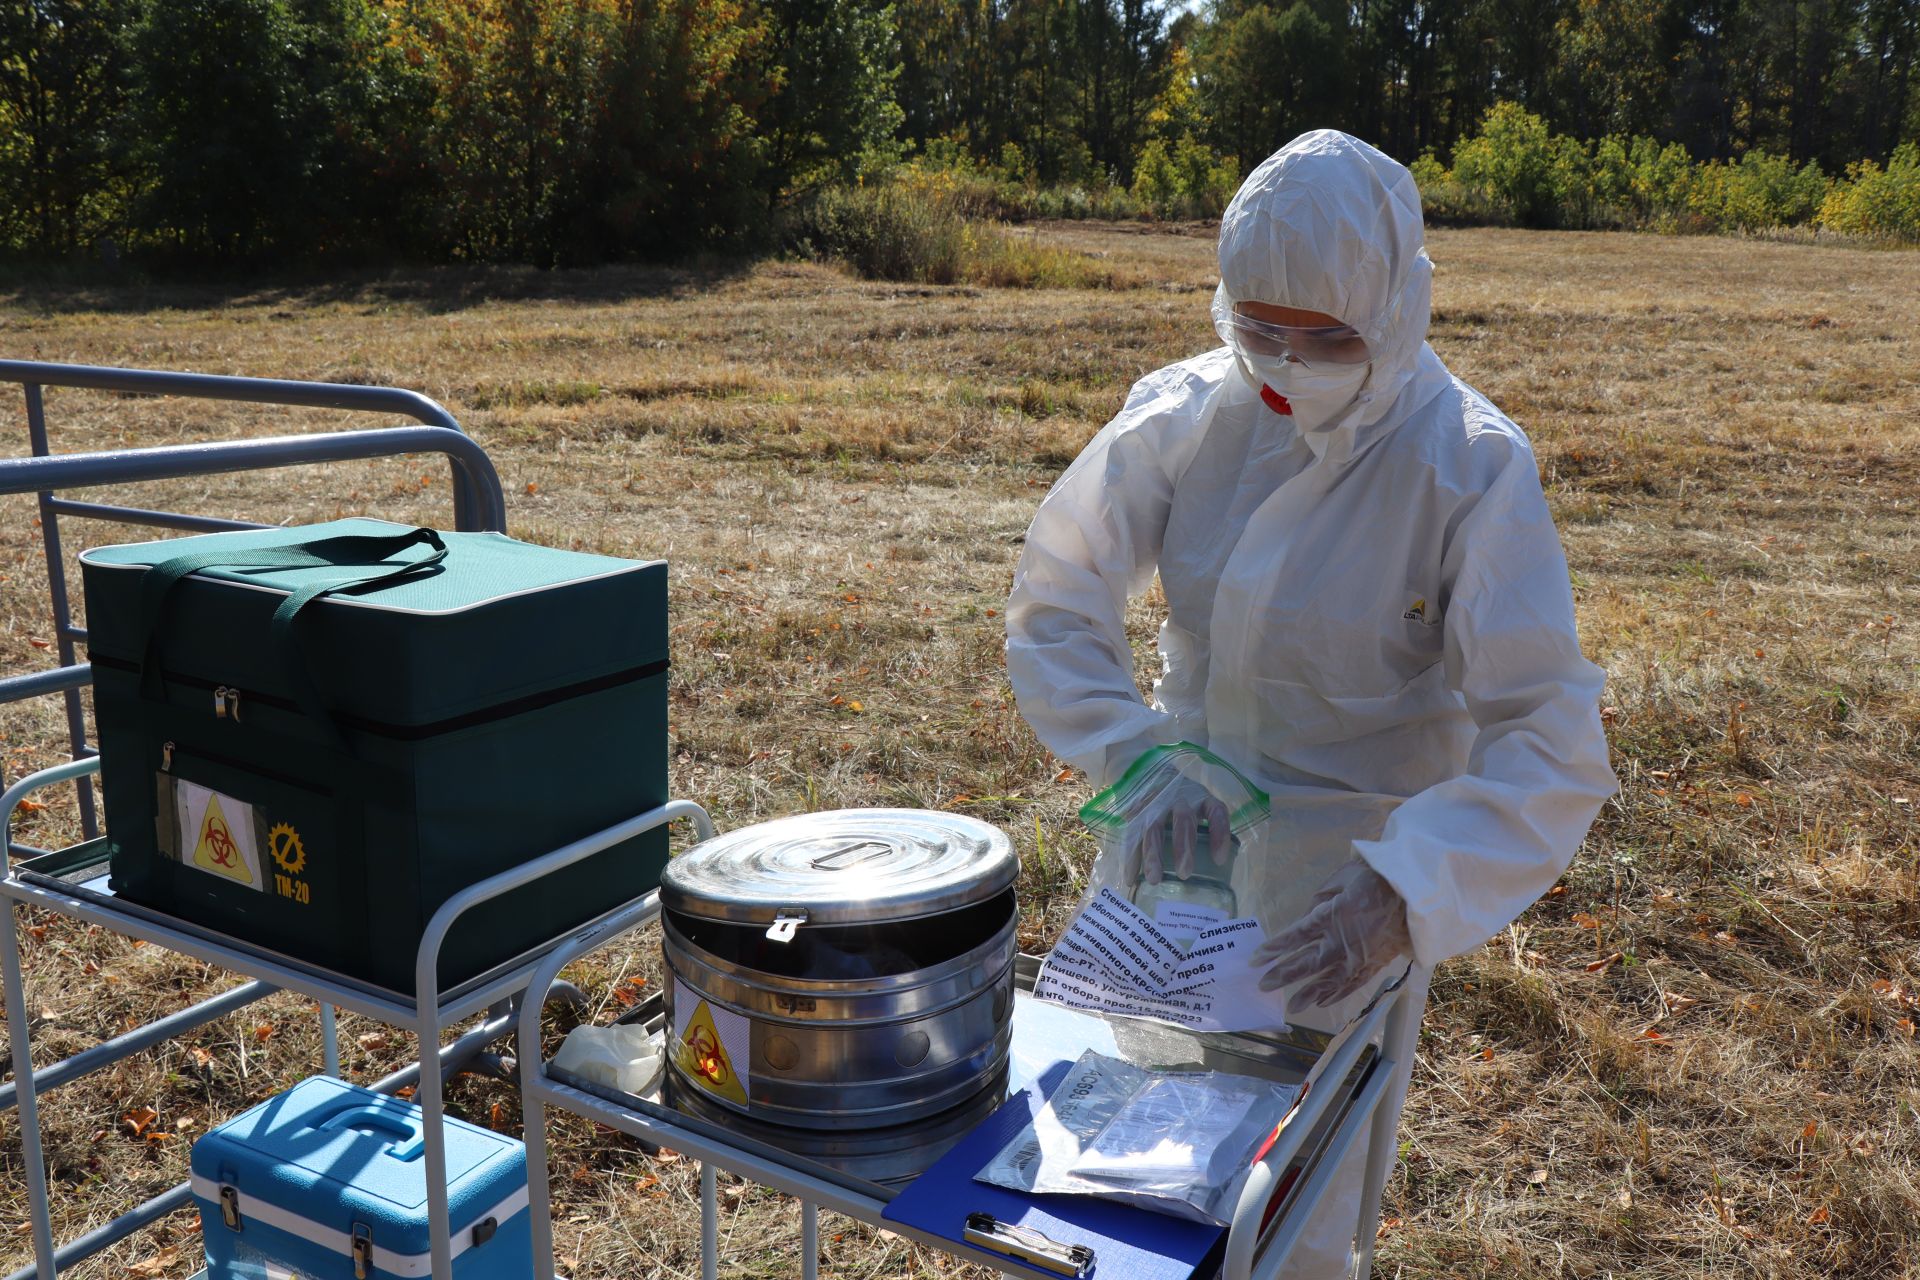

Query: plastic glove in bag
[976,1049,1297,1226]
[552,1021,663,1095]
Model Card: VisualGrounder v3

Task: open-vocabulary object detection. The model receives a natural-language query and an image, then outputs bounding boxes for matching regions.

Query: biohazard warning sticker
[671,978,750,1106]
[173,780,264,892]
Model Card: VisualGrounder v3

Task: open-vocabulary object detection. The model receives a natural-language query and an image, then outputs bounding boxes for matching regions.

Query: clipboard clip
[963,1212,1095,1277]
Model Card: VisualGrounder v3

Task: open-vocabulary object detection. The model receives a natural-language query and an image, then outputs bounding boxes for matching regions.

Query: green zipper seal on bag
[1077,741,1271,840]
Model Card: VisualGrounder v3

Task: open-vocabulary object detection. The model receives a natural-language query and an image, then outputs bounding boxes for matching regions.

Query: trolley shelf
[513,899,1429,1280]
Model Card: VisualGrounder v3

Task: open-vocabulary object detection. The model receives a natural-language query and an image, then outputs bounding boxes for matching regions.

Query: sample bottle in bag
[1130,818,1238,921]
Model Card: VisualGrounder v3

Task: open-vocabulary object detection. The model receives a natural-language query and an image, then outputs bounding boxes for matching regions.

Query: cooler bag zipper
[92,653,666,740]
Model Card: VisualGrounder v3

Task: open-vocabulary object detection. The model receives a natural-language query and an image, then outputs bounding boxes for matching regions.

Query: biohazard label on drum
[173,780,264,892]
[672,977,750,1105]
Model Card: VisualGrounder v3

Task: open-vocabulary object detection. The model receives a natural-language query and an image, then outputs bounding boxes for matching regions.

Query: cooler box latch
[351,1223,374,1278]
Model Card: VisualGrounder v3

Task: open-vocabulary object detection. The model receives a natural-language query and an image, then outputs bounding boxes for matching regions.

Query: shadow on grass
[0,255,761,317]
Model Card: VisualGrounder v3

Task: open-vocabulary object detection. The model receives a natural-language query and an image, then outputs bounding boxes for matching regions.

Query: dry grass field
[2,222,1918,1279]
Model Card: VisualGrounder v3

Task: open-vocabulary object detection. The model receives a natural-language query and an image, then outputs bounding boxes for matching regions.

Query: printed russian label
[1035,888,1287,1033]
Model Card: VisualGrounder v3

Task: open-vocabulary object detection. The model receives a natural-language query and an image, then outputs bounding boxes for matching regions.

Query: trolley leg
[1353,967,1430,1278]
[700,1162,718,1280]
[801,1199,818,1280]
[415,1002,454,1280]
[524,1088,559,1280]
[320,1002,340,1077]
[2,895,57,1280]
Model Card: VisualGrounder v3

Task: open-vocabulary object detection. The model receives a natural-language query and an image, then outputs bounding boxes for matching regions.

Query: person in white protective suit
[1004,130,1617,1275]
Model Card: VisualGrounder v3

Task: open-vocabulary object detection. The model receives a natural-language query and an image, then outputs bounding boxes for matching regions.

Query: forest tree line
[3,0,1917,264]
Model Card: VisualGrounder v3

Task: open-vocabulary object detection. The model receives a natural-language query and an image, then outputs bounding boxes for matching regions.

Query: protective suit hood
[1211,130,1438,456]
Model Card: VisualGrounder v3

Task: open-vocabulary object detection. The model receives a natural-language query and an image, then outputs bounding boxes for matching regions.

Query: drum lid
[660,808,1018,928]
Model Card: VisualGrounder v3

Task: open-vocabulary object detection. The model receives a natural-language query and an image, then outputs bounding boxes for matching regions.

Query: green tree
[572,0,773,257]
[1551,0,1673,141]
[128,0,397,259]
[754,0,903,197]
[0,0,141,255]
[1193,0,1344,169]
[391,0,611,263]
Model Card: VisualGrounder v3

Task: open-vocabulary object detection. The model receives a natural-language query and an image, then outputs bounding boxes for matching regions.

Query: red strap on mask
[1260,384,1292,415]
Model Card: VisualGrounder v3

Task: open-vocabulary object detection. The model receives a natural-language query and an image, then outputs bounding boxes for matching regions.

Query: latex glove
[1123,777,1232,886]
[1252,858,1410,1007]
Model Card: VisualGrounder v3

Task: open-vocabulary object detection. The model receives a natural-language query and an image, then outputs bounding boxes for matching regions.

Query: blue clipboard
[881,1062,1225,1280]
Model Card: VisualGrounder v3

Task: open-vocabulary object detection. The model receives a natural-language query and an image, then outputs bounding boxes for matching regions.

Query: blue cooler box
[191,1077,532,1280]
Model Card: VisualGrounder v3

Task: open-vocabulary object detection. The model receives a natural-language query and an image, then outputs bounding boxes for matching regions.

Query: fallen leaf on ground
[121,1107,158,1138]
[126,1247,181,1277]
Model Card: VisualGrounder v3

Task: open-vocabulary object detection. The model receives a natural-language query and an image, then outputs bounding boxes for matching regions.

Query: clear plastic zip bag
[1078,742,1269,938]
[975,1049,1298,1225]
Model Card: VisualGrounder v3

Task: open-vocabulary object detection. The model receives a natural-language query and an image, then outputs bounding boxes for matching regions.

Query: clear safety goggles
[1222,310,1370,366]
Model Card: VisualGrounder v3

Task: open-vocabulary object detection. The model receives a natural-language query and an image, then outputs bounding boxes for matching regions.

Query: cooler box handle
[316,1103,428,1161]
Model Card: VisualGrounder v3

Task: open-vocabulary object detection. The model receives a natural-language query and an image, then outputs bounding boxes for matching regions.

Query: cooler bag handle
[138,527,449,748]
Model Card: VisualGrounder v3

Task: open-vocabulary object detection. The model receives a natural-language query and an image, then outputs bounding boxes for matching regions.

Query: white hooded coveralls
[1005,131,1616,1274]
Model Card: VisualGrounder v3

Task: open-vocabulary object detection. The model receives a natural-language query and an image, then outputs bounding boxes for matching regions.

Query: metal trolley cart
[0,361,709,1280]
[514,887,1431,1280]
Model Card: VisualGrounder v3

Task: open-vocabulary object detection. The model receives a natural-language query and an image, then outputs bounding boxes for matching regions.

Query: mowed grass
[2,225,1918,1279]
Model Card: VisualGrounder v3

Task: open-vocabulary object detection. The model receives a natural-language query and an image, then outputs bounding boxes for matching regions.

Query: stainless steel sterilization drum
[659,808,1019,1132]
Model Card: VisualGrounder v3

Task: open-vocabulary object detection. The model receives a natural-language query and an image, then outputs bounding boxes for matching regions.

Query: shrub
[1129,134,1237,219]
[1408,150,1511,226]
[1450,102,1560,226]
[1546,133,1599,228]
[784,182,969,283]
[1627,136,1697,224]
[1819,144,1920,241]
[783,181,1131,286]
[1591,135,1633,214]
[1689,149,1828,231]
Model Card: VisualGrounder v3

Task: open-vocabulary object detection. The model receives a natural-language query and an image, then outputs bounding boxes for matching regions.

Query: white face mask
[1236,353,1371,434]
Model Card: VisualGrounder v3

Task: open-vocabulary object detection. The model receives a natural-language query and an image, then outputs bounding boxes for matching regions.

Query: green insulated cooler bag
[79,517,669,995]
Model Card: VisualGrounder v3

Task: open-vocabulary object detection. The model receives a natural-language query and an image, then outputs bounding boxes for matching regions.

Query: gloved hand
[1123,777,1233,887]
[1252,857,1410,1007]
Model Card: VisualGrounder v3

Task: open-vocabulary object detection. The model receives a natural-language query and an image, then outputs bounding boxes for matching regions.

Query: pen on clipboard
[963,1212,1095,1277]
